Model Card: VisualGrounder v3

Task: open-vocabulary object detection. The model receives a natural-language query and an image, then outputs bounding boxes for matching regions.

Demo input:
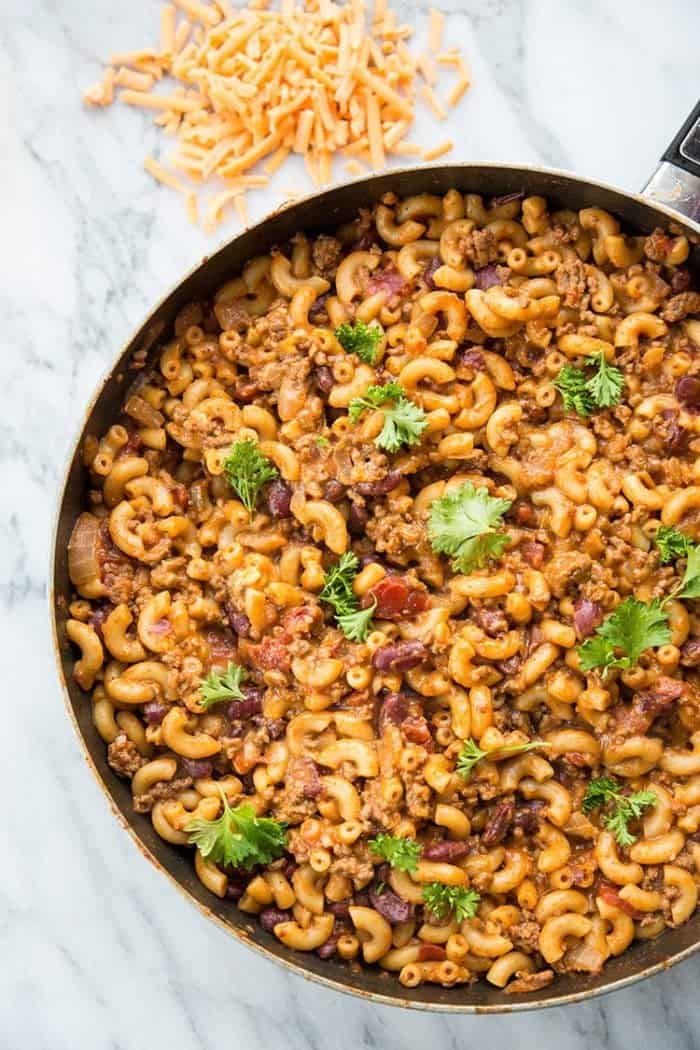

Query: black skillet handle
[642,99,700,224]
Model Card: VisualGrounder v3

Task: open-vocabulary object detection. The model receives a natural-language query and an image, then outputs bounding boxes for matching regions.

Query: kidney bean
[224,602,251,637]
[348,502,368,535]
[513,801,544,835]
[259,907,292,932]
[227,689,263,721]
[88,602,113,640]
[671,269,692,294]
[308,292,329,323]
[422,840,470,862]
[143,701,168,725]
[475,606,508,637]
[353,889,371,908]
[265,718,286,740]
[481,799,515,847]
[267,478,292,518]
[323,479,346,502]
[317,929,342,959]
[457,347,485,371]
[179,758,213,779]
[367,268,407,297]
[573,598,603,639]
[225,875,248,900]
[314,365,335,395]
[369,886,413,923]
[474,263,502,290]
[377,691,410,732]
[665,414,689,453]
[373,640,427,672]
[423,255,442,289]
[675,375,700,412]
[326,899,352,918]
[354,470,403,497]
[681,638,700,667]
[283,859,298,880]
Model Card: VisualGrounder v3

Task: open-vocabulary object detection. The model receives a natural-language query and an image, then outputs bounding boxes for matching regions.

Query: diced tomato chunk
[418,944,446,962]
[367,575,429,620]
[598,881,643,919]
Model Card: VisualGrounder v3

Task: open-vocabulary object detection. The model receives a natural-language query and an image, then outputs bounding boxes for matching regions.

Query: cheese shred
[83,0,471,230]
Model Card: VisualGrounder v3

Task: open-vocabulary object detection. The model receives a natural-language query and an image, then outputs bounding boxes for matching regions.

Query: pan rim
[49,160,700,1013]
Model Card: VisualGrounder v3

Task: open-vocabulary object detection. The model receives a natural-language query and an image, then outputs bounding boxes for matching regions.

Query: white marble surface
[3,0,700,1045]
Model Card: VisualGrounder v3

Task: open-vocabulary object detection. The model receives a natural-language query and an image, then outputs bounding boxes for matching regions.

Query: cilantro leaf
[369,834,422,873]
[655,526,693,564]
[223,439,278,513]
[577,598,671,673]
[199,661,247,709]
[427,481,511,575]
[348,382,404,421]
[422,883,480,922]
[348,382,427,452]
[554,354,624,418]
[335,320,383,364]
[585,352,625,409]
[582,777,656,847]
[676,544,700,600]
[554,365,595,417]
[319,552,375,641]
[456,737,550,779]
[185,795,287,868]
[336,599,377,642]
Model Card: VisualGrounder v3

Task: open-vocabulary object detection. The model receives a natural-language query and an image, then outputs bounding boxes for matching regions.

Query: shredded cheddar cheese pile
[84,0,470,230]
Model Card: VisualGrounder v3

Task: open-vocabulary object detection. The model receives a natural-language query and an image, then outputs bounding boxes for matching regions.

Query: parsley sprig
[422,883,480,922]
[349,382,427,453]
[369,834,422,873]
[185,794,287,868]
[427,481,511,575]
[335,320,383,364]
[456,737,550,779]
[578,529,700,673]
[554,353,624,418]
[582,777,657,848]
[655,526,694,565]
[223,439,278,513]
[199,661,247,710]
[319,551,376,641]
[652,527,700,600]
[577,598,671,674]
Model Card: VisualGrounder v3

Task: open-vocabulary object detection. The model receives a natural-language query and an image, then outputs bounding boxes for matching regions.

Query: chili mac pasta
[66,188,700,995]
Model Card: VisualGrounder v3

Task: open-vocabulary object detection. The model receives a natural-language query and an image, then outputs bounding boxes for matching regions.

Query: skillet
[51,100,700,1011]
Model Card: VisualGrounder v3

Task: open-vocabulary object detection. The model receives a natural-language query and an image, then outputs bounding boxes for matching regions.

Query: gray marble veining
[3,0,700,1045]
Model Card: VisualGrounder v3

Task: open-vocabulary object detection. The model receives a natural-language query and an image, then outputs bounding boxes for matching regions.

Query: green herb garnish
[427,481,511,575]
[185,795,287,868]
[319,551,375,641]
[199,661,247,709]
[223,439,278,513]
[369,834,422,873]
[335,320,383,364]
[349,382,427,453]
[577,598,671,674]
[582,777,657,847]
[422,883,480,922]
[456,737,550,779]
[554,353,624,418]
